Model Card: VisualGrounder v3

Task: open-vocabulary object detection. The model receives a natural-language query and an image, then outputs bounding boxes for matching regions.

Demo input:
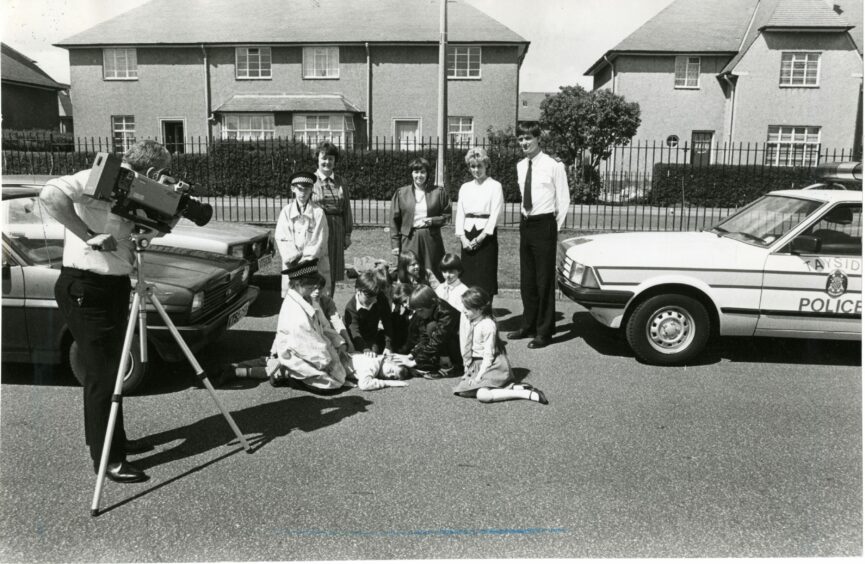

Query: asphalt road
[0,286,861,561]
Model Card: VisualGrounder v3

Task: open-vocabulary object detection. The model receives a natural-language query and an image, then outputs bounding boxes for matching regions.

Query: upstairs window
[111,115,135,152]
[447,46,481,79]
[303,47,339,78]
[448,116,474,147]
[221,114,275,140]
[674,56,700,88]
[236,47,272,79]
[765,125,821,166]
[780,52,820,87]
[103,48,137,80]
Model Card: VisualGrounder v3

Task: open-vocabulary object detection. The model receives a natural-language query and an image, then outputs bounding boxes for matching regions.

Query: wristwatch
[85,228,99,238]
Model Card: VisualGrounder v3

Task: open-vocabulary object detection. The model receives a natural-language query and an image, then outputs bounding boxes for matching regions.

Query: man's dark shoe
[507,329,536,340]
[527,336,551,349]
[124,438,154,455]
[104,461,149,483]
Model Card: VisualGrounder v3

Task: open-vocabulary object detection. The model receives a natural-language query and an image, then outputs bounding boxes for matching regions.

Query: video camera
[84,152,213,234]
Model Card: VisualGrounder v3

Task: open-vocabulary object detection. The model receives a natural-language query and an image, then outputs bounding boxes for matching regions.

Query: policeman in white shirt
[39,140,172,484]
[507,123,570,349]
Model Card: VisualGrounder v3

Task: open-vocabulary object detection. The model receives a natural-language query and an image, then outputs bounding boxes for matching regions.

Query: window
[111,116,135,152]
[802,204,862,256]
[293,114,354,148]
[448,116,474,147]
[780,52,820,87]
[303,47,339,78]
[103,48,137,80]
[674,56,700,88]
[221,114,275,140]
[235,47,272,79]
[394,119,420,151]
[766,126,821,166]
[666,135,679,148]
[447,46,481,79]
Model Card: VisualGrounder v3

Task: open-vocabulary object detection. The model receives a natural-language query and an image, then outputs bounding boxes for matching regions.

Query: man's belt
[464,213,490,219]
[521,212,555,222]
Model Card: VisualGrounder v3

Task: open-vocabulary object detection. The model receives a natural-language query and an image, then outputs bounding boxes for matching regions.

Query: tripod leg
[91,293,142,517]
[148,294,252,453]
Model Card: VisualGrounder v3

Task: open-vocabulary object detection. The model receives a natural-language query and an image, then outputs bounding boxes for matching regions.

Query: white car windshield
[708,195,823,247]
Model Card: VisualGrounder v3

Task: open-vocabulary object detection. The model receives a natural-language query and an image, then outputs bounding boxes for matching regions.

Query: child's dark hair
[312,273,327,289]
[408,285,437,309]
[355,271,381,295]
[461,286,506,354]
[439,253,463,275]
[391,282,414,306]
[396,250,429,285]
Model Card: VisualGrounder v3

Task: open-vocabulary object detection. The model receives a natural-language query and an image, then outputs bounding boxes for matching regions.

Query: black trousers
[518,214,557,339]
[55,267,131,468]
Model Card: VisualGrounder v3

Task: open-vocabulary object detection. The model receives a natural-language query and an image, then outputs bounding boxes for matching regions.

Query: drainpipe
[603,54,615,94]
[722,74,736,164]
[201,44,213,144]
[365,42,372,148]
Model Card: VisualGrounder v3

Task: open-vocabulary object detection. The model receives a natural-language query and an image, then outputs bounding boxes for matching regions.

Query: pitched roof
[56,0,527,47]
[585,0,862,76]
[518,91,556,122]
[1,43,65,90]
[215,93,362,113]
[762,0,853,28]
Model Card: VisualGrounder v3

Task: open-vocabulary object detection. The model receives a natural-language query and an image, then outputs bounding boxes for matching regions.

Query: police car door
[756,202,862,337]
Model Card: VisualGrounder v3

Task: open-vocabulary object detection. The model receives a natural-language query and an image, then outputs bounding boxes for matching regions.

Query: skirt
[325,213,346,282]
[452,354,512,395]
[405,226,445,282]
[461,227,498,295]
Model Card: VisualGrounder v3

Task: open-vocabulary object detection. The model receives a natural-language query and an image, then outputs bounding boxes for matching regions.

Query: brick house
[584,0,863,165]
[1,43,66,130]
[55,0,529,153]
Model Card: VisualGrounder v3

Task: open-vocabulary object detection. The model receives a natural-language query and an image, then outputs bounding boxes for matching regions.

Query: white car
[557,187,862,364]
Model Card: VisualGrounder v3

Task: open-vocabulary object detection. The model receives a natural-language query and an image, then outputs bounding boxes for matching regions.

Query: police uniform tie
[524,159,533,212]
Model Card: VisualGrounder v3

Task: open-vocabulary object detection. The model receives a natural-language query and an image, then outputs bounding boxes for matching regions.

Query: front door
[395,119,420,151]
[690,131,713,167]
[757,203,862,337]
[162,120,185,154]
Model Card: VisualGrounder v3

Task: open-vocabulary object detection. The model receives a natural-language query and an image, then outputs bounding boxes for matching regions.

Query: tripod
[91,230,251,516]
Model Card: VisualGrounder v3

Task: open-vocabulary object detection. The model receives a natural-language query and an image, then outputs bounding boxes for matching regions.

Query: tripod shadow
[132,394,371,470]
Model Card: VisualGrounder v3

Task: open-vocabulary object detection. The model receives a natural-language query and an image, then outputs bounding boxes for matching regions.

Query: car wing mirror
[790,235,821,255]
[2,259,11,294]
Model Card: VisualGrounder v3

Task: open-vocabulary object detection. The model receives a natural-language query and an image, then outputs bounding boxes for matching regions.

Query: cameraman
[39,140,171,483]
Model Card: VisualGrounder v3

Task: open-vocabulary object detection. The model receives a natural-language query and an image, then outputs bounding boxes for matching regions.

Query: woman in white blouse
[455,147,504,296]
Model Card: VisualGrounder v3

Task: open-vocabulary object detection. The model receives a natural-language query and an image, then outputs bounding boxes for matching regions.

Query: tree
[539,85,641,178]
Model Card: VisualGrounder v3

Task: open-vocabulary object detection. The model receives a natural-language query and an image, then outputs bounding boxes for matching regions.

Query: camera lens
[181,197,213,226]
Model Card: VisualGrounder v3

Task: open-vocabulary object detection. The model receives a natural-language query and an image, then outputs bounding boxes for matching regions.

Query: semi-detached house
[585,0,863,166]
[56,0,529,153]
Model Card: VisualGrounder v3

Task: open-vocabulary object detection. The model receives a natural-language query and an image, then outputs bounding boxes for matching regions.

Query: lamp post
[435,0,448,187]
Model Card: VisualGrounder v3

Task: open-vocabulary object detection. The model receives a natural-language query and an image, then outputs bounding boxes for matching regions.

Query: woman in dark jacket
[389,157,451,283]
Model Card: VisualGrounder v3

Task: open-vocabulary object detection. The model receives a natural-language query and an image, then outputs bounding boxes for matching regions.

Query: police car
[557,163,862,365]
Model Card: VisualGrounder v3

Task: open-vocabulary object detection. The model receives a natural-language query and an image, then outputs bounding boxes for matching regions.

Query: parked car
[2,175,275,273]
[557,179,861,364]
[1,186,260,393]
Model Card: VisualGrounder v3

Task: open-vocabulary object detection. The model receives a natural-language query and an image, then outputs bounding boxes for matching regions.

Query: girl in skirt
[453,287,548,404]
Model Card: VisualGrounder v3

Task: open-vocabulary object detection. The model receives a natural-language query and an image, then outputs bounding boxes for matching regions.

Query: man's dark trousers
[518,213,557,339]
[55,267,131,468]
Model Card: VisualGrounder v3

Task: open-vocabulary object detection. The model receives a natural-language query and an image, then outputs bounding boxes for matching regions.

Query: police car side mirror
[790,235,821,255]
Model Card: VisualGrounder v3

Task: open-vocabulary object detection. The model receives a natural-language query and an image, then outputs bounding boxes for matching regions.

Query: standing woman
[455,147,503,297]
[312,141,353,296]
[390,157,451,283]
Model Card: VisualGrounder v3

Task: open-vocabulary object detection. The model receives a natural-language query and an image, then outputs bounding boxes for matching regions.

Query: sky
[1,0,675,91]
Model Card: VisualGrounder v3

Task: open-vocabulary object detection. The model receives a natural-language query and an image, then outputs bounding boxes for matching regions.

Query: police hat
[282,257,319,280]
[288,171,316,187]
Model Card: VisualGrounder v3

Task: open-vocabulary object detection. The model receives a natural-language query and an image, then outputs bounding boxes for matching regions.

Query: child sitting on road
[435,253,469,314]
[391,282,414,354]
[403,285,462,378]
[396,250,434,289]
[343,271,394,355]
[453,287,548,404]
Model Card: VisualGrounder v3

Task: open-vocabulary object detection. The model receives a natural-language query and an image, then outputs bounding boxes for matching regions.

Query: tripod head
[129,225,161,252]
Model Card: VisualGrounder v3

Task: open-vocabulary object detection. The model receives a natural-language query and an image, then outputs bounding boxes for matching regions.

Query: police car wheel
[69,339,146,395]
[626,294,710,365]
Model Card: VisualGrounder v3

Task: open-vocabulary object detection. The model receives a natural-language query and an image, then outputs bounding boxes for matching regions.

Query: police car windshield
[713,195,823,247]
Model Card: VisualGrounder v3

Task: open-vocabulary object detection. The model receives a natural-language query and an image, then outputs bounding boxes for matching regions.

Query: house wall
[611,54,732,147]
[69,47,207,144]
[1,83,61,130]
[67,43,520,145]
[731,32,862,150]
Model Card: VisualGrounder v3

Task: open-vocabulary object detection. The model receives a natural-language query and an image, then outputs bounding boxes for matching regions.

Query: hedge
[650,163,824,207]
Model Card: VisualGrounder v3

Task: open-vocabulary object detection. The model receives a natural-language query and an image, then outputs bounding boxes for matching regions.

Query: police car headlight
[571,261,600,289]
[230,245,246,258]
[191,291,205,312]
